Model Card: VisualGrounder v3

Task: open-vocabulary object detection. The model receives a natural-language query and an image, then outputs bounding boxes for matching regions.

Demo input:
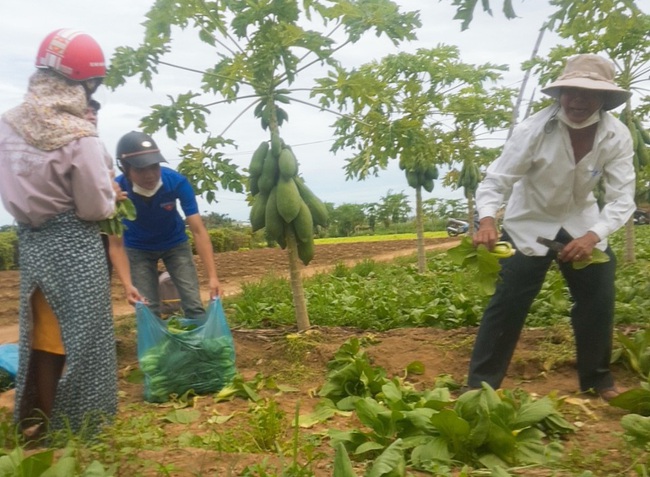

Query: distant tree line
[0,196,467,271]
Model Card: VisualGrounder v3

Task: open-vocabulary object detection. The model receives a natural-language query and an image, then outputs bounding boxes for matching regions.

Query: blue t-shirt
[116,167,199,251]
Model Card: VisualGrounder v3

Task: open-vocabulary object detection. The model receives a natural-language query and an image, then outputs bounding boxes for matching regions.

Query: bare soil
[0,237,457,334]
[0,237,643,475]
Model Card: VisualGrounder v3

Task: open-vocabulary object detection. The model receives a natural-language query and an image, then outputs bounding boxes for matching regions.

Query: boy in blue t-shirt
[115,131,221,317]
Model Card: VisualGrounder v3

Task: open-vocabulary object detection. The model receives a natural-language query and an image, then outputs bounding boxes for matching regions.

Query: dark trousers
[467,232,616,392]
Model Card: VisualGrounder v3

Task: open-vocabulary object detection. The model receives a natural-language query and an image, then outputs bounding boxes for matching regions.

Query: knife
[536,236,566,252]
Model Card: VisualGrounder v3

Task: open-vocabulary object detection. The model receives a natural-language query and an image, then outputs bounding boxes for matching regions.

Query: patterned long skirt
[15,210,117,438]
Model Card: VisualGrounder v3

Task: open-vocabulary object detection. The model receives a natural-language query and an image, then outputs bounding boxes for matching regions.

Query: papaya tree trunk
[415,186,426,273]
[467,193,476,236]
[286,228,310,330]
[624,217,635,263]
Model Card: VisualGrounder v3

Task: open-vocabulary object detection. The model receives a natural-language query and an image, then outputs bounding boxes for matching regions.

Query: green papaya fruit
[271,132,282,158]
[257,150,278,195]
[249,141,268,177]
[265,187,284,241]
[634,117,650,145]
[406,170,419,188]
[249,175,260,196]
[294,178,329,227]
[292,201,314,243]
[424,164,438,181]
[276,176,302,223]
[249,193,268,232]
[296,238,314,266]
[278,147,298,179]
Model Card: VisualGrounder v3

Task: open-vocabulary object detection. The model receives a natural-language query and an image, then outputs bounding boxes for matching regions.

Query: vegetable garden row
[0,225,648,475]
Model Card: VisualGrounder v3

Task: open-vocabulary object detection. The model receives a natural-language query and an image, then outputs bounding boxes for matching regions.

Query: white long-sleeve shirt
[477,105,635,256]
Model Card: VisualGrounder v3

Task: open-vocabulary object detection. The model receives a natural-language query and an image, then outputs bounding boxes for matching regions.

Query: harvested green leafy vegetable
[572,248,610,269]
[139,333,236,403]
[0,369,13,392]
[166,316,199,334]
[448,236,610,295]
[98,198,136,237]
[447,236,507,295]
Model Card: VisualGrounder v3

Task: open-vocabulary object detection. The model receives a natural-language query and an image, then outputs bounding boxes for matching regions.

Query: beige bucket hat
[541,54,631,110]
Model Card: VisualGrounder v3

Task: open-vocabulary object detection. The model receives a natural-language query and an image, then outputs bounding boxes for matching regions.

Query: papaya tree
[445,84,514,236]
[527,0,650,263]
[399,129,441,272]
[362,202,378,232]
[329,203,366,237]
[377,190,411,230]
[318,46,515,272]
[451,0,519,30]
[105,0,420,330]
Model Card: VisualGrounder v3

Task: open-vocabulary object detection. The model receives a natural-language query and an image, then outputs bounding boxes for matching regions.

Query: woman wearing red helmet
[0,29,119,441]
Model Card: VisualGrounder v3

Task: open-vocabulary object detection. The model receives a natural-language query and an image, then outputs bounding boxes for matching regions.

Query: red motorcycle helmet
[35,28,106,81]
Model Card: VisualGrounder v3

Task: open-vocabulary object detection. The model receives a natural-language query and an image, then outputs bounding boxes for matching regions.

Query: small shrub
[0,231,18,271]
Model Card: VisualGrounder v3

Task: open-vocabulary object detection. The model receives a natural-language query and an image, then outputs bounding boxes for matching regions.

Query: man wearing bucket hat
[114,131,221,318]
[466,54,635,401]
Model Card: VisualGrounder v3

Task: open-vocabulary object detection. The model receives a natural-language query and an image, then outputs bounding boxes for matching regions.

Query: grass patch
[314,231,448,245]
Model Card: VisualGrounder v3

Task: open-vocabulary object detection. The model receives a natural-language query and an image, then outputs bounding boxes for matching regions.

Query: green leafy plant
[446,236,505,295]
[317,338,390,409]
[0,369,13,393]
[239,403,319,476]
[0,445,116,477]
[609,379,650,416]
[613,327,650,379]
[214,372,286,403]
[247,399,287,452]
[0,231,17,271]
[572,248,610,270]
[314,339,574,472]
[620,413,650,450]
[98,198,136,237]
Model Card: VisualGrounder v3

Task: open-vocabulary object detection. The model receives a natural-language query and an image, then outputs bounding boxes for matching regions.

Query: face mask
[557,108,601,130]
[132,179,163,197]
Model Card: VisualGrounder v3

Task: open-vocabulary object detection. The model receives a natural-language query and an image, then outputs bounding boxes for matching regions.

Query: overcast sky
[0,1,589,226]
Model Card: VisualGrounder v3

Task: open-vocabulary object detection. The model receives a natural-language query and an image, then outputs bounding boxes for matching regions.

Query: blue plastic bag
[136,298,236,403]
[0,343,19,388]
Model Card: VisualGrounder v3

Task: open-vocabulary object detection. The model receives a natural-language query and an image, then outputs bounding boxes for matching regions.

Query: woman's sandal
[21,422,46,445]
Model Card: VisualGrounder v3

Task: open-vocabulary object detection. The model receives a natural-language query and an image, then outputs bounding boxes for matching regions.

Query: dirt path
[0,237,459,343]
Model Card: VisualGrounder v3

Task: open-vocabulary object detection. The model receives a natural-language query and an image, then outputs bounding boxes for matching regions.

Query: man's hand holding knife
[537,232,600,262]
